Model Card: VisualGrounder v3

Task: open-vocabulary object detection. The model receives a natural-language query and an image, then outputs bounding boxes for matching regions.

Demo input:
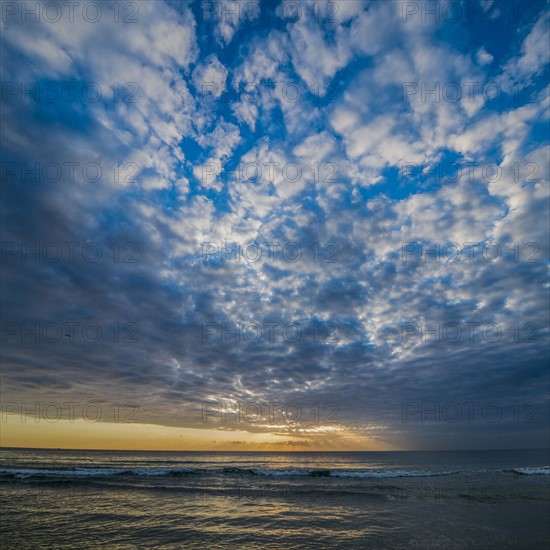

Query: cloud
[499,10,550,91]
[193,55,229,98]
[213,0,260,46]
[476,47,494,66]
[1,0,548,451]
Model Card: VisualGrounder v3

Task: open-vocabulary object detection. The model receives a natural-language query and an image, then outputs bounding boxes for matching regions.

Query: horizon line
[2,446,549,453]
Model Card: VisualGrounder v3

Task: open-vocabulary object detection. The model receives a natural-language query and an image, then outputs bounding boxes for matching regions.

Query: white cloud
[499,10,550,90]
[214,0,260,46]
[476,47,494,66]
[193,55,229,98]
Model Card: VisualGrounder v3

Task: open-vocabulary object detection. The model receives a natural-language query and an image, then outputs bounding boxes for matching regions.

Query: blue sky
[1,0,549,450]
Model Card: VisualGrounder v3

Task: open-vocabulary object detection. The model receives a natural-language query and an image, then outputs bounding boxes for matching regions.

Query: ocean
[1,448,549,549]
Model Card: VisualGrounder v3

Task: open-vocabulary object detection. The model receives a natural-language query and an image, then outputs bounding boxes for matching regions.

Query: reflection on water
[1,448,549,549]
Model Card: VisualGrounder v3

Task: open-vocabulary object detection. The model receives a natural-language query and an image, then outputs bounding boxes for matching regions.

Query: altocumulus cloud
[0,0,549,450]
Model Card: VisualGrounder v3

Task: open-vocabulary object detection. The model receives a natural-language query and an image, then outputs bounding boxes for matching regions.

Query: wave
[509,467,550,475]
[253,469,460,478]
[328,469,460,478]
[251,469,311,477]
[0,468,128,477]
[0,467,198,478]
[0,466,461,479]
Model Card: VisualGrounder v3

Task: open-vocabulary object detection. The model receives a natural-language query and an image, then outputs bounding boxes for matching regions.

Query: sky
[0,0,549,451]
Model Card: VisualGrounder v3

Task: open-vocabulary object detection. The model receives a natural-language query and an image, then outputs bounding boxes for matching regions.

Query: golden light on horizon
[0,416,397,451]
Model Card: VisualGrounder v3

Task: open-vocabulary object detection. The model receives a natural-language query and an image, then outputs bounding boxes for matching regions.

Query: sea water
[1,448,549,549]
